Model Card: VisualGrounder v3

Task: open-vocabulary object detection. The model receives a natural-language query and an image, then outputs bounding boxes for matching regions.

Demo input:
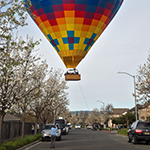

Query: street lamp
[97,100,105,110]
[97,100,106,128]
[118,71,137,121]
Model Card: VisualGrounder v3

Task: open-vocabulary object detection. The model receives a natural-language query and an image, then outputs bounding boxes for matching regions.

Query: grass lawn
[118,128,128,136]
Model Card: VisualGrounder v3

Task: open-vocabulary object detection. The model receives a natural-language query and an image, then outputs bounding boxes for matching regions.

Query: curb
[102,130,111,133]
[102,130,127,138]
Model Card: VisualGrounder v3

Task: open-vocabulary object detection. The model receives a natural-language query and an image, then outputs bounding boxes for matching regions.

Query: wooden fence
[2,121,43,142]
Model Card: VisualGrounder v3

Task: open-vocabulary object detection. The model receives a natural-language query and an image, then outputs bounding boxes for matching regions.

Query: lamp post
[97,100,105,111]
[118,71,137,121]
[97,100,106,128]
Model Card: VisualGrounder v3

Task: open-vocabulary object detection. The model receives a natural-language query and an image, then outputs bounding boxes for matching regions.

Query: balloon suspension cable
[78,82,90,110]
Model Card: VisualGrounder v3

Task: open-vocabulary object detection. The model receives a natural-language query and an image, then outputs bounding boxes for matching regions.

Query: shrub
[118,128,128,136]
[0,134,41,150]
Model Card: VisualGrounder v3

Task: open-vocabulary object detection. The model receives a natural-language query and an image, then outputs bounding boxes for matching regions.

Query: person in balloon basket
[50,124,59,149]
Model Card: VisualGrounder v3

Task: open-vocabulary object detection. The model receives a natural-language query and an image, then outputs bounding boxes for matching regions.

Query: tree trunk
[0,112,6,143]
[21,112,26,139]
[34,122,37,135]
[127,120,129,128]
[34,117,39,135]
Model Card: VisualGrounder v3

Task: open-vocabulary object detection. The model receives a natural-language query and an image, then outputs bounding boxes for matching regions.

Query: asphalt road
[19,129,150,150]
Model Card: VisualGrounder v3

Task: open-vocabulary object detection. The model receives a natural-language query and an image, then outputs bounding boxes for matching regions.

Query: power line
[78,82,90,110]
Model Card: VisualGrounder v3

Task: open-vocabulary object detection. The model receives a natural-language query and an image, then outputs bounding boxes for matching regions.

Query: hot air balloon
[25,0,124,81]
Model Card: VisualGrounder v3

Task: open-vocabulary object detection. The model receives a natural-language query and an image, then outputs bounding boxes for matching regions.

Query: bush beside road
[0,134,41,150]
[118,128,128,136]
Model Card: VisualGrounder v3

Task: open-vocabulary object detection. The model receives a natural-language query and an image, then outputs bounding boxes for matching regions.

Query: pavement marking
[24,141,42,150]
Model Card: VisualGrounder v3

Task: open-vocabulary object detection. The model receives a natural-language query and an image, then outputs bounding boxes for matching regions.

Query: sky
[18,0,150,111]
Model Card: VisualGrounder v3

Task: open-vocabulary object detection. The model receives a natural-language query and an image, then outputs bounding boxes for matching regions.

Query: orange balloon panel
[26,0,124,68]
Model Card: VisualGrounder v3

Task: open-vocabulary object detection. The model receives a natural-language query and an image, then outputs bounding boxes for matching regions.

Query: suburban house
[108,108,129,127]
[4,113,20,122]
[129,103,150,121]
[111,108,129,118]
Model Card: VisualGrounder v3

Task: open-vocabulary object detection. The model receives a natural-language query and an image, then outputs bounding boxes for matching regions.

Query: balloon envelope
[25,0,124,68]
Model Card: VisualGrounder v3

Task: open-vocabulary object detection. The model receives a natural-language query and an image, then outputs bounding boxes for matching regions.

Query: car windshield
[137,122,150,128]
[55,119,65,126]
[76,124,80,126]
[43,125,53,129]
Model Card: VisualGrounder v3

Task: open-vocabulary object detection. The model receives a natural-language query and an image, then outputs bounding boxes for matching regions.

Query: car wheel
[128,135,132,143]
[146,140,149,144]
[42,137,45,142]
[133,135,137,144]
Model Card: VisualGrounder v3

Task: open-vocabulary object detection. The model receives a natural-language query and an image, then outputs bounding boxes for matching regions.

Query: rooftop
[4,113,20,121]
[112,108,129,115]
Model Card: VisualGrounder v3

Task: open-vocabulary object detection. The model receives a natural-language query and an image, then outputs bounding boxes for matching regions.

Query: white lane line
[25,141,42,150]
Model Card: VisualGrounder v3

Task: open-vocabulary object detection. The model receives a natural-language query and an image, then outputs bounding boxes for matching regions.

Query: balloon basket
[65,74,81,81]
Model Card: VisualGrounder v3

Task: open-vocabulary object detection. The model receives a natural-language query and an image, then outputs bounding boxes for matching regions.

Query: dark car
[92,123,101,131]
[55,119,67,135]
[128,120,150,144]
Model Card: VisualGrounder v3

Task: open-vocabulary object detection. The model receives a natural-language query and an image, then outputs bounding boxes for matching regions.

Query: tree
[0,0,31,46]
[0,0,33,142]
[40,94,69,124]
[86,108,101,125]
[40,108,51,126]
[12,48,48,138]
[82,111,89,127]
[136,52,150,104]
[28,69,68,134]
[70,115,78,126]
[112,112,135,127]
[124,111,136,127]
[60,109,71,123]
[100,104,113,126]
[0,36,41,142]
[78,111,84,127]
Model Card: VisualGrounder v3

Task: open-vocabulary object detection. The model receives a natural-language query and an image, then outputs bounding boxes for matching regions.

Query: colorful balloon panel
[25,0,124,68]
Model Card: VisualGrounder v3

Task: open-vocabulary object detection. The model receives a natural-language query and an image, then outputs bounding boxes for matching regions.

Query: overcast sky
[18,0,150,111]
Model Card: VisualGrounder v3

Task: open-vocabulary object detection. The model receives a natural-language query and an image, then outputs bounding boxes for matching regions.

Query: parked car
[65,125,69,134]
[75,124,81,129]
[41,123,61,141]
[87,125,93,129]
[67,124,72,130]
[128,120,150,144]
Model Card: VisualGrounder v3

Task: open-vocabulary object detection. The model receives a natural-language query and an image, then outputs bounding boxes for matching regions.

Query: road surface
[18,128,150,150]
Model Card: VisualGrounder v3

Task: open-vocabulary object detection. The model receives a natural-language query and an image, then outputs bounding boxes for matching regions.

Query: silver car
[41,123,61,141]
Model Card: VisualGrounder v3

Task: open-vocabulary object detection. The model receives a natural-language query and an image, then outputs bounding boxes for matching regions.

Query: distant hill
[71,110,92,115]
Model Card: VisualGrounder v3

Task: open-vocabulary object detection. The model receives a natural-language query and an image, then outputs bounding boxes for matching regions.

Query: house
[128,104,142,113]
[108,108,129,127]
[128,103,150,121]
[4,113,20,122]
[137,103,150,121]
[111,108,129,118]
